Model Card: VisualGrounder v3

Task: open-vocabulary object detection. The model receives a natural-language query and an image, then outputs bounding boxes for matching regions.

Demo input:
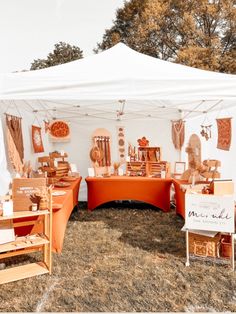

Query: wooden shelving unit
[126,161,170,178]
[0,192,52,285]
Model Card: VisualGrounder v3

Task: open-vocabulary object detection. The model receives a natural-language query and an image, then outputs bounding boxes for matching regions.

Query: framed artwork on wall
[174,162,186,175]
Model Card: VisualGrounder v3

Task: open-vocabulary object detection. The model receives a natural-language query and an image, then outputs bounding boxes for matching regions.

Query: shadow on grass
[70,201,186,258]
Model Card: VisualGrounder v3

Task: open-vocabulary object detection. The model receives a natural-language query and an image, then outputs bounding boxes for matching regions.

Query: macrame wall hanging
[171,119,185,150]
[5,114,24,173]
[117,126,125,163]
[32,125,44,153]
[216,117,232,151]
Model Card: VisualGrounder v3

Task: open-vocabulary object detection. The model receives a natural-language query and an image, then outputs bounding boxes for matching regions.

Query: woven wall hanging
[216,117,232,151]
[117,126,126,163]
[32,125,44,153]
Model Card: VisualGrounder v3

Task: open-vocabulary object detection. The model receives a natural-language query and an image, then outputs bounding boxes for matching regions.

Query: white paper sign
[88,168,95,177]
[3,201,13,216]
[118,168,124,176]
[70,163,78,173]
[185,194,235,233]
[0,221,15,244]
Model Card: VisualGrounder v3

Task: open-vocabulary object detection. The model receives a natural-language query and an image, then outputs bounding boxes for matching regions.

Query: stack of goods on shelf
[127,137,170,178]
[38,151,70,184]
[49,152,70,178]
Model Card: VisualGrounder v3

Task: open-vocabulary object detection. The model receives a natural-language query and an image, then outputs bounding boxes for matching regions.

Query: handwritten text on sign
[185,194,235,233]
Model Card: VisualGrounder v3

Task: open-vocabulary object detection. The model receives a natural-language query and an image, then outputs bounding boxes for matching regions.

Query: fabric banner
[0,118,11,195]
[48,120,70,142]
[216,117,232,151]
[32,125,44,153]
[6,114,24,173]
[172,119,185,150]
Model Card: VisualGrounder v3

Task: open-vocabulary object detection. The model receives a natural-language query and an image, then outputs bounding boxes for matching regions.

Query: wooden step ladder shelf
[0,190,52,285]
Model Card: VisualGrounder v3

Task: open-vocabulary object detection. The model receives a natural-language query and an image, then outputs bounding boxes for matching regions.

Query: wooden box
[12,178,47,211]
[126,162,146,176]
[211,180,234,195]
[189,232,221,258]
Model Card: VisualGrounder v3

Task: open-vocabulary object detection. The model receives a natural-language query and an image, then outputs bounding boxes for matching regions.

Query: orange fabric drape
[85,176,172,212]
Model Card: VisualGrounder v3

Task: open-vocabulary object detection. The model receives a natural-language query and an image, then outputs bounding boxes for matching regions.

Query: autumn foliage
[95,0,236,74]
[30,42,83,70]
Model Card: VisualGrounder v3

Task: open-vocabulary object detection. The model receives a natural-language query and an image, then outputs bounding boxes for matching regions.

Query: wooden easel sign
[185,193,235,270]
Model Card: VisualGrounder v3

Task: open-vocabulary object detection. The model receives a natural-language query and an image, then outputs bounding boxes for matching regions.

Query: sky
[0,0,124,72]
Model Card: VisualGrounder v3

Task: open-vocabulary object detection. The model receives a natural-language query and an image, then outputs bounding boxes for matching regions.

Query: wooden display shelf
[126,161,170,178]
[0,210,49,221]
[0,235,49,254]
[0,262,49,284]
[0,189,52,284]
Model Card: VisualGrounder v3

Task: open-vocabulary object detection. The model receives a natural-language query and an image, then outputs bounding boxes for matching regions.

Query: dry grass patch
[0,202,235,312]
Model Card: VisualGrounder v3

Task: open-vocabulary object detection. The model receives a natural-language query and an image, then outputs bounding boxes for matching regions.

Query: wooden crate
[126,162,146,176]
[147,161,171,178]
[12,178,47,211]
[189,232,221,258]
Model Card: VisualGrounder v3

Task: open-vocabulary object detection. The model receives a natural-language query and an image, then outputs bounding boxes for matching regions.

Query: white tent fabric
[0,43,235,102]
[0,118,11,195]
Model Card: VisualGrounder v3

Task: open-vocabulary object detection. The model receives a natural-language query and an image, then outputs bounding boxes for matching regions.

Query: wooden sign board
[12,178,47,211]
[185,194,235,233]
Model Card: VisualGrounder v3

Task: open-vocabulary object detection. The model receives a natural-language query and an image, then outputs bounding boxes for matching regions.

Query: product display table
[85,176,172,211]
[172,179,209,219]
[14,177,82,254]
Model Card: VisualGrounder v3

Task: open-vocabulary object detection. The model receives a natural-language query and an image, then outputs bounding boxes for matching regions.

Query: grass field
[0,202,235,312]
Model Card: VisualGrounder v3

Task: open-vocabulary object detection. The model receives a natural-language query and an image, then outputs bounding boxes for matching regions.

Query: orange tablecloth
[85,176,172,211]
[51,177,81,253]
[14,177,82,254]
[172,179,186,219]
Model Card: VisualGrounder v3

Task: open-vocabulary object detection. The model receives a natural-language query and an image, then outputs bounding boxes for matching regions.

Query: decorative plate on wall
[49,120,70,142]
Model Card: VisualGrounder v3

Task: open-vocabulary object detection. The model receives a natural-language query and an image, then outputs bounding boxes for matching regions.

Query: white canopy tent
[0,43,235,199]
[0,43,235,121]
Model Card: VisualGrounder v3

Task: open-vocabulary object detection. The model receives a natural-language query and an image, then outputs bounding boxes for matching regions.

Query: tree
[95,0,236,74]
[30,42,83,70]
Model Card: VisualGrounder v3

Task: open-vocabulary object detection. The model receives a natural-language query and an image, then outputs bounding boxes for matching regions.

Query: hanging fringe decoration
[171,119,185,150]
[5,114,24,172]
[216,117,232,151]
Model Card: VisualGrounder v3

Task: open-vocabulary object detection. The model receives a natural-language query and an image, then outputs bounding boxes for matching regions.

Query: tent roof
[0,43,235,120]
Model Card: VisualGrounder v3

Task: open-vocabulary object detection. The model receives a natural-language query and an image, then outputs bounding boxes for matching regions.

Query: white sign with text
[185,194,235,233]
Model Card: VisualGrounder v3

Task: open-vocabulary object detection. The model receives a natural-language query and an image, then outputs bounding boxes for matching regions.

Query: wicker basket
[189,233,221,258]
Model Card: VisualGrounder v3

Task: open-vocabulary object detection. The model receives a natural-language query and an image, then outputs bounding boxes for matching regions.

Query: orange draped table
[51,177,82,253]
[14,177,82,254]
[172,178,186,219]
[85,176,172,211]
